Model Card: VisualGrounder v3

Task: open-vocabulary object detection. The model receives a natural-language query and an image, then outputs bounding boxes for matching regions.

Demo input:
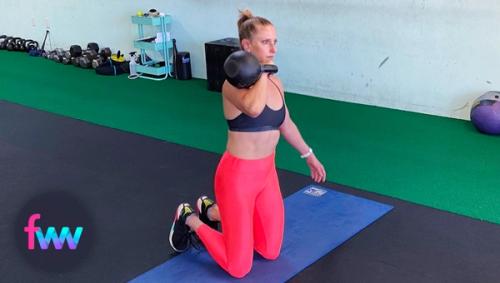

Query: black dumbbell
[65,45,82,66]
[87,42,99,53]
[91,47,112,68]
[77,43,100,68]
[69,45,83,57]
[79,50,99,68]
[223,50,278,89]
[100,47,112,58]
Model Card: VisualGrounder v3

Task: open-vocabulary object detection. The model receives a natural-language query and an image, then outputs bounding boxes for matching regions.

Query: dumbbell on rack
[65,45,83,66]
[47,48,65,62]
[91,47,112,69]
[77,43,100,68]
[59,45,82,65]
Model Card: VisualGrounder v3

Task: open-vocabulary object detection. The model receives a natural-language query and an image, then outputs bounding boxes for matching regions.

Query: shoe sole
[197,196,220,231]
[169,203,188,253]
[196,196,208,215]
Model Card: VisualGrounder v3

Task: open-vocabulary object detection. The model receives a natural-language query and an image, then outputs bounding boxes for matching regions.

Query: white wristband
[300,148,313,159]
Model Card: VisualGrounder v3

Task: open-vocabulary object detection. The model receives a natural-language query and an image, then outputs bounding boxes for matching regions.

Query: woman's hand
[306,154,327,183]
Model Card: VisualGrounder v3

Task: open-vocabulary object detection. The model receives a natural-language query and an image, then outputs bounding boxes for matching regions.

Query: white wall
[2,0,499,119]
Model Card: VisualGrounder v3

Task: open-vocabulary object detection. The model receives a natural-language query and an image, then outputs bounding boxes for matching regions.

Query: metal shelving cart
[131,15,173,80]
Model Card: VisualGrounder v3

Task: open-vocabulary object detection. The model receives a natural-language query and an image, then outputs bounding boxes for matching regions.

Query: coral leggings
[196,151,284,278]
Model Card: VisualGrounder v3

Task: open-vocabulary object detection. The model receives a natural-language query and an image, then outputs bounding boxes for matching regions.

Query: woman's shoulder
[268,75,285,96]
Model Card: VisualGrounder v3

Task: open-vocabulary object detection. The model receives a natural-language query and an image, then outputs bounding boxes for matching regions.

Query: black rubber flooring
[1,101,499,282]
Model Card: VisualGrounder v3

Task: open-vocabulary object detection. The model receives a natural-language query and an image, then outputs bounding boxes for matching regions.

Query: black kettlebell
[224,50,278,89]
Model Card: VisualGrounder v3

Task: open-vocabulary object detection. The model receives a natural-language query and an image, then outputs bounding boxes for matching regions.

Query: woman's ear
[240,38,251,52]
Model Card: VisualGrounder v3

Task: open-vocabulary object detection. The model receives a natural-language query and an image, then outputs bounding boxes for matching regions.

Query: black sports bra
[226,78,286,132]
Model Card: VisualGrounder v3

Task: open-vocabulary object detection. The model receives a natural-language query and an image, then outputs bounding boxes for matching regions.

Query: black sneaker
[196,196,219,231]
[169,203,194,252]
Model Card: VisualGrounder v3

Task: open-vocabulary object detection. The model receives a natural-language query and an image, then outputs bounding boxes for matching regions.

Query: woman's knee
[226,262,252,278]
[258,247,281,261]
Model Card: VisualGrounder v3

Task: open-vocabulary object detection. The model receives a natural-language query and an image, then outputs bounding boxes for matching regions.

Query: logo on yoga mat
[304,187,327,197]
[14,190,94,272]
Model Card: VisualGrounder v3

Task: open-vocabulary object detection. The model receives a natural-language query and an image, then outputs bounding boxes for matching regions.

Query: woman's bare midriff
[223,75,283,159]
[226,130,280,159]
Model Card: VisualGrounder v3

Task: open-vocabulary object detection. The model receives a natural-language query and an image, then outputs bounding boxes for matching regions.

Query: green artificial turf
[1,51,499,224]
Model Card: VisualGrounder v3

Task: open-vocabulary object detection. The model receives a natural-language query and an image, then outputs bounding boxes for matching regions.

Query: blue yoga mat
[130,185,393,283]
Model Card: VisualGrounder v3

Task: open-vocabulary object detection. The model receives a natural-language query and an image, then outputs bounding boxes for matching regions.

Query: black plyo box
[204,38,240,92]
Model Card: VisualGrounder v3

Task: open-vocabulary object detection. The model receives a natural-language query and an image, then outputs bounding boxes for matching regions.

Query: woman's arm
[280,107,327,183]
[222,74,269,118]
[279,109,310,156]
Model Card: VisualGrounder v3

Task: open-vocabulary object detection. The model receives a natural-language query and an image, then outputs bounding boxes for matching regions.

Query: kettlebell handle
[261,64,278,74]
